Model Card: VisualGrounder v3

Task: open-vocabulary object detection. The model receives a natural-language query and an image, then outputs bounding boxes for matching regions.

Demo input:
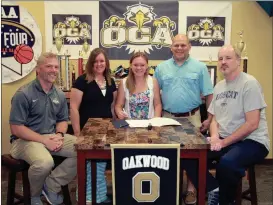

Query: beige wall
[231,2,273,158]
[2,2,272,158]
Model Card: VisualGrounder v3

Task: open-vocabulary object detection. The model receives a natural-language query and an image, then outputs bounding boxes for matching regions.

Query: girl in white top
[115,52,162,119]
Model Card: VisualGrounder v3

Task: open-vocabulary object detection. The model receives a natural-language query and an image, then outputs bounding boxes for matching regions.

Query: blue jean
[182,139,268,204]
[76,161,107,203]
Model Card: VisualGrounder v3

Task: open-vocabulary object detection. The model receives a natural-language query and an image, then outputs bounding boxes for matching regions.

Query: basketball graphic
[13,44,34,64]
[2,2,42,84]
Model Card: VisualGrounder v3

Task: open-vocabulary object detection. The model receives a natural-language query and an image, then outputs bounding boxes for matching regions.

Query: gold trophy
[236,31,244,53]
[55,37,71,90]
[55,36,64,54]
[82,33,90,57]
[236,30,248,72]
[55,35,64,89]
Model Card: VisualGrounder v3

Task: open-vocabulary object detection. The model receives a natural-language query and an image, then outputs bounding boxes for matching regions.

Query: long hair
[126,52,149,94]
[85,48,111,85]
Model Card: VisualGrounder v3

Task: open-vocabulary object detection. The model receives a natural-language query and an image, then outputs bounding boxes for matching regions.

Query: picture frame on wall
[207,65,217,86]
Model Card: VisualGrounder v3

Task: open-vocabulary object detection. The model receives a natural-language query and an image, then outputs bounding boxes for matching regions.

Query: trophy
[55,36,64,89]
[56,55,63,89]
[236,30,246,57]
[236,30,248,73]
[64,50,71,91]
[55,36,64,54]
[82,36,90,55]
[56,50,71,91]
[75,33,90,77]
[72,65,76,85]
[78,51,84,76]
[54,35,72,90]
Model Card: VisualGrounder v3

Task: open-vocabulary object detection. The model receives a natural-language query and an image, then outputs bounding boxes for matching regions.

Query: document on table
[126,117,181,128]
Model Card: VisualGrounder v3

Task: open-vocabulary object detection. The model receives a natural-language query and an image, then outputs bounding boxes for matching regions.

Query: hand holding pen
[117,108,129,119]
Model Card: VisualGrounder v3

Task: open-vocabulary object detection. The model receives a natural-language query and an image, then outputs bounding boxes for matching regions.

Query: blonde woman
[115,52,162,119]
[70,48,116,204]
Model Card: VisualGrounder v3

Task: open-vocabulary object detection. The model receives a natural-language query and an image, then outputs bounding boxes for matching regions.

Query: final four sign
[1,1,42,84]
[111,144,180,205]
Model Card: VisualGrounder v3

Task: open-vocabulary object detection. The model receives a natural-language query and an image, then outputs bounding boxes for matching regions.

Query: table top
[75,118,209,150]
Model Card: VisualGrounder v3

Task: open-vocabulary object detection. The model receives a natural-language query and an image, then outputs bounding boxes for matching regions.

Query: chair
[209,164,258,205]
[236,165,257,205]
[199,108,258,204]
[2,154,72,205]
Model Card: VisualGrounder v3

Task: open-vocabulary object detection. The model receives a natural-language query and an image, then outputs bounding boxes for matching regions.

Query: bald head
[218,45,241,79]
[171,34,191,63]
[219,45,241,59]
[172,34,190,45]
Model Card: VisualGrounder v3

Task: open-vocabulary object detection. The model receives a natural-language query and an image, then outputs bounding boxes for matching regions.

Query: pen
[122,108,128,117]
[122,108,127,114]
[119,124,128,128]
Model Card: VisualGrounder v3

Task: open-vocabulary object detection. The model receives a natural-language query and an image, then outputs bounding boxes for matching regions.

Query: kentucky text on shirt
[122,155,170,171]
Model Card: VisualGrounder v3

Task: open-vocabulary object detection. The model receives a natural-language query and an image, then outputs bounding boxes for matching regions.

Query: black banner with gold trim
[111,144,180,205]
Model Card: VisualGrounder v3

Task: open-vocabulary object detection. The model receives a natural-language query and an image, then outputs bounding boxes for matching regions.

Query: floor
[1,165,272,205]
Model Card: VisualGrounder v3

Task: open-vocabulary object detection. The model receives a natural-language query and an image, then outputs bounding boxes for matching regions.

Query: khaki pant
[163,109,202,128]
[10,134,77,197]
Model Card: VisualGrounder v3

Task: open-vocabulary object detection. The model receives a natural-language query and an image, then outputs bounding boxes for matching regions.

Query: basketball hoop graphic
[1,2,42,84]
[1,44,34,76]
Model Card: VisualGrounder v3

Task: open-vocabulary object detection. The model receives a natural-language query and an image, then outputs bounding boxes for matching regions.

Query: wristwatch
[56,132,64,137]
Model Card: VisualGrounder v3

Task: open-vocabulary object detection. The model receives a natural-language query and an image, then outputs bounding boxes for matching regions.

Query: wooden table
[75,118,209,205]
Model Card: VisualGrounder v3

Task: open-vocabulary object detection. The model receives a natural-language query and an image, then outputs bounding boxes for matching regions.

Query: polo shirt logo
[52,99,59,104]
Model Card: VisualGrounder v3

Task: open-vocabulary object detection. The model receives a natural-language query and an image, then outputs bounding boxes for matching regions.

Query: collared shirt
[154,57,213,113]
[9,78,69,135]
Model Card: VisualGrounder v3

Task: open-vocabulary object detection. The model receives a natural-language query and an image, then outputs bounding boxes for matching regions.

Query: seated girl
[115,52,162,119]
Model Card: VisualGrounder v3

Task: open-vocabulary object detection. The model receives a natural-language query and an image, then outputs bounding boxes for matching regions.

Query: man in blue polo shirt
[154,34,213,204]
[9,52,77,205]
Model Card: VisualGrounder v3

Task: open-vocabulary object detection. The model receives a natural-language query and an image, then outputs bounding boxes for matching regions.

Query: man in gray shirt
[9,52,77,205]
[182,45,269,205]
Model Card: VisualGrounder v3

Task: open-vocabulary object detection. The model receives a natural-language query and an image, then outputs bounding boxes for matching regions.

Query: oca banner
[44,1,98,59]
[179,1,232,61]
[99,1,178,60]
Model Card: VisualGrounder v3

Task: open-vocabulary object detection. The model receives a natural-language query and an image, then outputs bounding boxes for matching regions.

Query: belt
[10,135,18,144]
[164,107,199,117]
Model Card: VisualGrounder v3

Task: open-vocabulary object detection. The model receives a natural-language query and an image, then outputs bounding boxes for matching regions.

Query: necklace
[95,78,106,90]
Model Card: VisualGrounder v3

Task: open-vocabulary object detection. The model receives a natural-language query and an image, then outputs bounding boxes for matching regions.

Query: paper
[126,117,181,128]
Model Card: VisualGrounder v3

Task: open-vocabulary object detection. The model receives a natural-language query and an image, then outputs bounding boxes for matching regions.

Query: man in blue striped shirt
[154,34,214,204]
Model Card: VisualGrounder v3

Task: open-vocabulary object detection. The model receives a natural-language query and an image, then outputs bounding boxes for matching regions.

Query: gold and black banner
[111,144,180,205]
